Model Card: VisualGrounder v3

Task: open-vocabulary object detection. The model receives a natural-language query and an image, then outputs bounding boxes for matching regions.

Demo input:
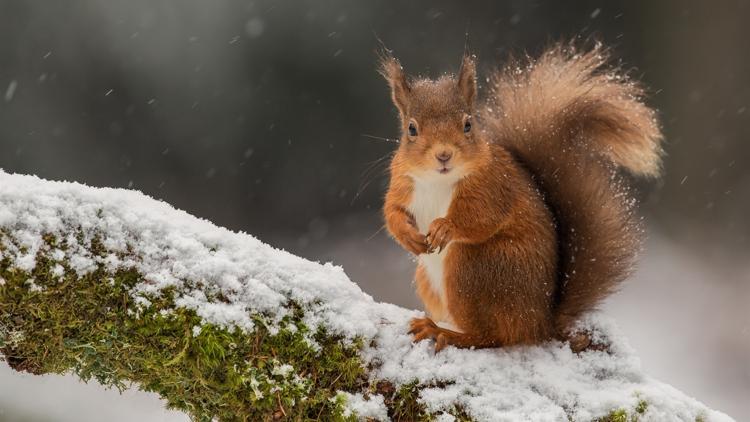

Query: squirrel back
[482,43,663,335]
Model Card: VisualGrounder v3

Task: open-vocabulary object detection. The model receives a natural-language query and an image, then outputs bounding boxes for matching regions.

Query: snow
[4,80,17,102]
[338,392,389,421]
[0,170,734,422]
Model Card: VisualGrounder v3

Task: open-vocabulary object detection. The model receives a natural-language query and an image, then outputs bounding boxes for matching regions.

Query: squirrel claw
[434,334,449,352]
[409,317,444,351]
[426,218,454,253]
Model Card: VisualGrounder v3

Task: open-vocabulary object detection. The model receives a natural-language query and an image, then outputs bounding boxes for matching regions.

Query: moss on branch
[0,230,475,421]
[0,232,365,421]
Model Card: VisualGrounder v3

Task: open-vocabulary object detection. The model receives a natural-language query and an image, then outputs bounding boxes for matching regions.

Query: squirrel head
[380,53,488,179]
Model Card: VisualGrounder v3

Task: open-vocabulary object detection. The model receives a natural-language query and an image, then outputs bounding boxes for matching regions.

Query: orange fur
[380,43,663,352]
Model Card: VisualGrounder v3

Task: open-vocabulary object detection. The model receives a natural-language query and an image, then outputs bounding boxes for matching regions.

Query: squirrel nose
[435,150,453,164]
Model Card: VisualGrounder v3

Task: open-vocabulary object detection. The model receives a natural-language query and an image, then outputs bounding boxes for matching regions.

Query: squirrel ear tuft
[379,53,411,117]
[458,54,477,108]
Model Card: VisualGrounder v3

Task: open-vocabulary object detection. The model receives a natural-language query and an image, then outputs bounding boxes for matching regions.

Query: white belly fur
[407,172,460,301]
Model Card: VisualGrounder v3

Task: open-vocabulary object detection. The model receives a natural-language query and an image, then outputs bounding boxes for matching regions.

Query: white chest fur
[407,173,460,299]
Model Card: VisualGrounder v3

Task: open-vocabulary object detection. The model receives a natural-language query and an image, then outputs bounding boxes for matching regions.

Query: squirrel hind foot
[408,317,500,353]
[408,317,439,341]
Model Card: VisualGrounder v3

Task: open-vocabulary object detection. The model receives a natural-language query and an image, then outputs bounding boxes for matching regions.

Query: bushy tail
[483,42,663,335]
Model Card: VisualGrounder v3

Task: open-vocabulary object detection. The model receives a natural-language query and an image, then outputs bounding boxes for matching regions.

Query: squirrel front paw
[400,230,429,255]
[426,217,455,253]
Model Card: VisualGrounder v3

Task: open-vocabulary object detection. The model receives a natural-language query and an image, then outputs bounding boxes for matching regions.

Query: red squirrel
[380,43,663,352]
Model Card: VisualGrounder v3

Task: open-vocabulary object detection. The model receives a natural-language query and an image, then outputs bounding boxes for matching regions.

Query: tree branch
[0,171,729,421]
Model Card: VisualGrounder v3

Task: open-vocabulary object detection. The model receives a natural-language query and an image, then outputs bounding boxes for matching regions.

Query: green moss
[369,380,472,421]
[635,399,648,416]
[0,231,364,421]
[0,228,476,421]
[390,381,430,421]
[596,398,649,422]
[599,409,628,422]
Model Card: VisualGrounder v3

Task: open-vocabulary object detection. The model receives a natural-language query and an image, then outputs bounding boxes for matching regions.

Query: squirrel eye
[463,119,472,133]
[408,122,418,137]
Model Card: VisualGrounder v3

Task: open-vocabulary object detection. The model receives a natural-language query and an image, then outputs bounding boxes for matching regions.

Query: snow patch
[339,392,389,421]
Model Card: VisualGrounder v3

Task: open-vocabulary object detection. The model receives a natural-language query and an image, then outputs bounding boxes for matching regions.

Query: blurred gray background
[0,0,748,420]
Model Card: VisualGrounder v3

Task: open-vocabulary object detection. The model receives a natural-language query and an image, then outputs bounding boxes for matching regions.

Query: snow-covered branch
[0,171,730,421]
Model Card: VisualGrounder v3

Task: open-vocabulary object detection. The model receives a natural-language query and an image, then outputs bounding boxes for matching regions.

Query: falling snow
[4,80,18,102]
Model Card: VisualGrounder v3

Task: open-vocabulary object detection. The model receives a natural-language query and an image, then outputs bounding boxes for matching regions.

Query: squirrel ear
[379,54,411,117]
[458,54,477,108]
